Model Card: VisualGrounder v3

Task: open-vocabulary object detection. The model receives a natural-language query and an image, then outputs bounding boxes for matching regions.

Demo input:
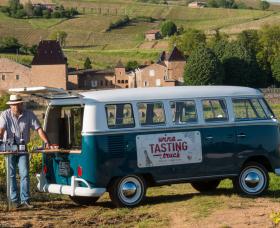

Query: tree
[160,20,177,37]
[271,55,280,83]
[222,41,264,87]
[49,31,68,47]
[42,9,51,18]
[169,29,206,55]
[207,0,219,8]
[84,57,92,69]
[0,93,9,111]
[33,5,43,17]
[126,61,139,71]
[260,0,270,10]
[237,30,260,56]
[24,1,33,17]
[0,36,21,52]
[184,45,224,85]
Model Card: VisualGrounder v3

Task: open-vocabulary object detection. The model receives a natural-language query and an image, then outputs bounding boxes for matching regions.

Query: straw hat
[6,94,25,105]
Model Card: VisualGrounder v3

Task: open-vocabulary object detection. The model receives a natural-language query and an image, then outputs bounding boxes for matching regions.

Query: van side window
[170,100,197,124]
[105,104,135,129]
[138,102,165,126]
[232,98,267,120]
[202,99,228,122]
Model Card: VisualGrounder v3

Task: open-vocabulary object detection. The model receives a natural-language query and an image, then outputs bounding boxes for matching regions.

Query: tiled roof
[115,60,124,68]
[167,46,186,61]
[158,51,166,62]
[31,40,67,65]
[145,30,160,34]
[68,68,114,75]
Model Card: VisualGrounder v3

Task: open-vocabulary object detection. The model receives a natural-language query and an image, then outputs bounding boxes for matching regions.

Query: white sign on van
[136,131,202,168]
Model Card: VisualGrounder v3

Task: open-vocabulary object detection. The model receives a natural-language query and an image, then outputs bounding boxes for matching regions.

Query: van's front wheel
[109,175,146,208]
[69,196,99,205]
[191,180,220,192]
[233,162,269,196]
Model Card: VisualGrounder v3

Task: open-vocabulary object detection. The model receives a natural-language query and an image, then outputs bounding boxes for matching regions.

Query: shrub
[160,20,177,37]
[184,45,224,85]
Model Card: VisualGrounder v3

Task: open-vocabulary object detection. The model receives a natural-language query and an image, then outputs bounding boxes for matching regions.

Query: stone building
[0,58,32,91]
[134,46,186,87]
[0,40,68,91]
[31,40,68,89]
[145,30,161,41]
[0,41,186,91]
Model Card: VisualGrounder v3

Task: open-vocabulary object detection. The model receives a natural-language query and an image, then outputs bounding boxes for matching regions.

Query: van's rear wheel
[69,196,99,205]
[191,180,221,192]
[233,162,269,196]
[109,175,146,208]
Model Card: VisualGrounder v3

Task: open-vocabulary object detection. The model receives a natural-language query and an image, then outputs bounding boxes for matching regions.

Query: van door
[202,99,237,176]
[232,98,278,165]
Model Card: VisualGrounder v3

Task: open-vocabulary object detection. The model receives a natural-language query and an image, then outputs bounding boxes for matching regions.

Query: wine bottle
[19,132,26,152]
[12,133,18,152]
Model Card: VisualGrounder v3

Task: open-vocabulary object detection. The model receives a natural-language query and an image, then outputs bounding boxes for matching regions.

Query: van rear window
[105,104,135,129]
[202,99,228,122]
[232,98,267,121]
[170,100,197,124]
[138,102,165,126]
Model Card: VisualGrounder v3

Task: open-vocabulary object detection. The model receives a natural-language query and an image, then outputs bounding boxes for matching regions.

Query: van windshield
[45,105,84,149]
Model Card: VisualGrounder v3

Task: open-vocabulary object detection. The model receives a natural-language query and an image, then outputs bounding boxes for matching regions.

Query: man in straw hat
[0,94,50,209]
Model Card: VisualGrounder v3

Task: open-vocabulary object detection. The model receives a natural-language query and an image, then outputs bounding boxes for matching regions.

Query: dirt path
[0,197,278,228]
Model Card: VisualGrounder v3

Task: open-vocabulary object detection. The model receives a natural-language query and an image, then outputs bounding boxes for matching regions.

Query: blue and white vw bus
[10,86,280,207]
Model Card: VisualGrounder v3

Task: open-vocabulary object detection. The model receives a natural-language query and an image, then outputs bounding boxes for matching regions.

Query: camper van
[10,86,280,207]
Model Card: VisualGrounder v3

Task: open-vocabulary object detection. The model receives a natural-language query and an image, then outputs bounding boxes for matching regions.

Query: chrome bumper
[36,173,106,197]
[275,168,280,176]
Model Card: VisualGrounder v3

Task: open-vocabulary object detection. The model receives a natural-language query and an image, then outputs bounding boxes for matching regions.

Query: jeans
[9,154,30,203]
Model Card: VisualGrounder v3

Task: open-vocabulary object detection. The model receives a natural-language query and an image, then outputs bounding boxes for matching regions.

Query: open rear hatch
[8,86,82,100]
[8,87,84,154]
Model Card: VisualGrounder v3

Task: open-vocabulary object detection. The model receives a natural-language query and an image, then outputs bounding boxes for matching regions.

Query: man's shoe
[21,201,34,209]
[10,201,21,209]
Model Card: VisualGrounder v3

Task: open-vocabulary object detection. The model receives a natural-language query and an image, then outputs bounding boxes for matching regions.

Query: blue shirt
[0,109,41,144]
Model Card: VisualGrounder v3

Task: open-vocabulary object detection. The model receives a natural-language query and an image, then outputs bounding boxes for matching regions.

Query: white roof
[81,86,263,102]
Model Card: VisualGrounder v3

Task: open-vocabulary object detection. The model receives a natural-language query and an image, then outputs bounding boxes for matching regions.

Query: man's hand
[44,143,50,149]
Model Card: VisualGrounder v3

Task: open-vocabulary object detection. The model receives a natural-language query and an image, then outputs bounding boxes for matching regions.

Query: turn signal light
[77,166,82,177]
[43,165,47,175]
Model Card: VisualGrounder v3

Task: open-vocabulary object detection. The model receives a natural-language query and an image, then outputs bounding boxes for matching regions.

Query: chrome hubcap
[118,176,143,205]
[121,182,137,198]
[244,172,260,188]
[240,167,265,194]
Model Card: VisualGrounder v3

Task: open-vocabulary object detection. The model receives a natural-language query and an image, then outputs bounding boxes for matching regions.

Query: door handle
[237,133,246,138]
[205,136,213,140]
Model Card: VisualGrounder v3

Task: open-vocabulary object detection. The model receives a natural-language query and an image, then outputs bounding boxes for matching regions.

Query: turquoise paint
[42,123,280,188]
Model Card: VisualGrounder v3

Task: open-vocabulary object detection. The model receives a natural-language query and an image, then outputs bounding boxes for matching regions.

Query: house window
[144,81,148,87]
[16,75,20,80]
[121,80,124,83]
[100,80,103,86]
[149,70,155,77]
[91,80,97,88]
[125,80,128,83]
[156,79,161,86]
[105,80,108,86]
[2,75,5,81]
[118,80,121,83]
